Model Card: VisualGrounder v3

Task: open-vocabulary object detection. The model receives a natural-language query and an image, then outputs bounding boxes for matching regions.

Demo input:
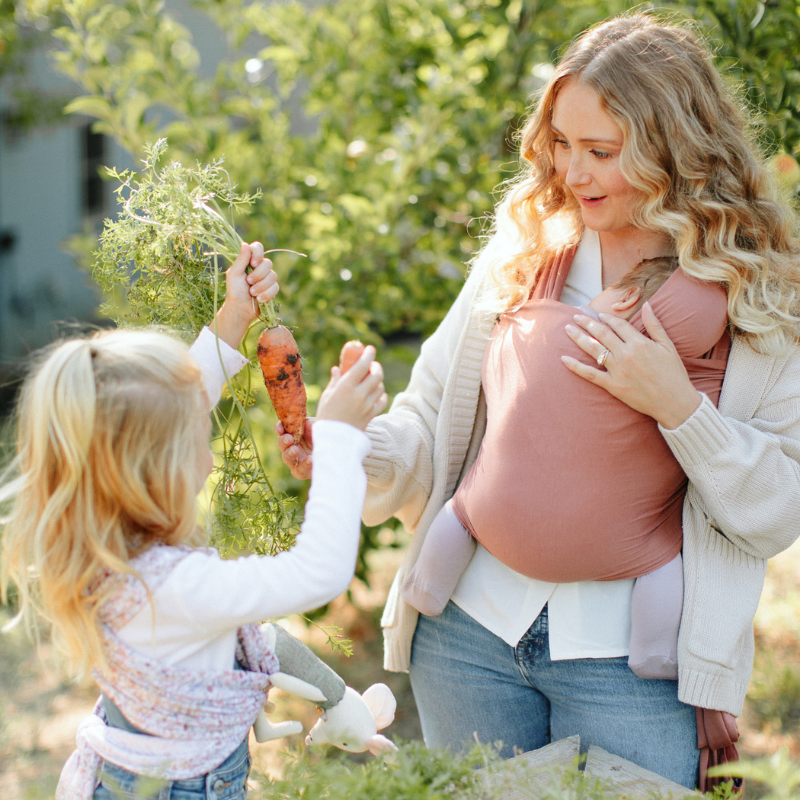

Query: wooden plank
[584,746,701,798]
[480,735,580,800]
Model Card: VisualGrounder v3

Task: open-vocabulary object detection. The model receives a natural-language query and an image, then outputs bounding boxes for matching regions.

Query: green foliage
[748,655,800,734]
[95,140,256,333]
[0,1,76,133]
[15,0,800,580]
[249,740,494,800]
[18,0,800,364]
[682,0,800,163]
[708,748,800,800]
[35,0,638,376]
[249,739,699,800]
[249,740,545,800]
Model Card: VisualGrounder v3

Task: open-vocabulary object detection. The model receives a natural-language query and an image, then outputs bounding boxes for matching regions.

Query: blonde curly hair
[486,13,800,355]
[0,329,208,678]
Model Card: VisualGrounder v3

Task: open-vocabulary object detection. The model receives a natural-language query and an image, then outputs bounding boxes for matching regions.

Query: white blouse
[450,228,635,659]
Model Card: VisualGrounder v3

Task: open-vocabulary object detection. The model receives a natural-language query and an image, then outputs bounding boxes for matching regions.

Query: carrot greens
[93,139,299,558]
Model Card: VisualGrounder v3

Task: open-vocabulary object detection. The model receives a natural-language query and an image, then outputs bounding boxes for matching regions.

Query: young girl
[1,243,388,800]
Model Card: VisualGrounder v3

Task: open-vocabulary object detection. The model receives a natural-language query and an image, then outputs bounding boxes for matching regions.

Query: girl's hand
[276,418,314,480]
[215,241,279,349]
[317,345,388,431]
[561,302,702,430]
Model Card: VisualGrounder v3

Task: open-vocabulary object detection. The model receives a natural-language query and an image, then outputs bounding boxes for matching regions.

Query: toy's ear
[366,734,398,756]
[270,672,327,703]
[361,684,396,730]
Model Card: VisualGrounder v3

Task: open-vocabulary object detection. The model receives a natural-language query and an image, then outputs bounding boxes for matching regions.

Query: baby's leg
[401,499,476,616]
[628,552,683,680]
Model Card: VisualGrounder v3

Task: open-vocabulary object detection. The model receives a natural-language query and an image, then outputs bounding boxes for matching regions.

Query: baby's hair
[610,256,679,315]
[0,329,208,678]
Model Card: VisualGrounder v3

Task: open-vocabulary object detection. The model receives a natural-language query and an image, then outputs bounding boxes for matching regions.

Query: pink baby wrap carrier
[452,247,730,583]
[57,544,279,800]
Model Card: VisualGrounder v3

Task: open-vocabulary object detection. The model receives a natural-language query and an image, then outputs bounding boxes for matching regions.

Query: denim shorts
[410,602,700,789]
[93,738,250,800]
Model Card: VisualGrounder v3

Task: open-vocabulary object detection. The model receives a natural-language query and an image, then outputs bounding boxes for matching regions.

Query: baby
[578,256,678,319]
[401,255,729,680]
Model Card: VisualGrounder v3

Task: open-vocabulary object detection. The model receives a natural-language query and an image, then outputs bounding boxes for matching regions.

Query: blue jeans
[93,738,250,800]
[409,602,699,789]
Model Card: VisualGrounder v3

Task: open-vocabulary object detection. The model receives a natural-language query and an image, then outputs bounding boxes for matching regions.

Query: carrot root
[257,325,307,445]
[339,340,365,374]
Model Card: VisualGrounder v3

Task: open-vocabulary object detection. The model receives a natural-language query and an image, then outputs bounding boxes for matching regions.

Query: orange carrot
[339,340,365,374]
[257,325,307,445]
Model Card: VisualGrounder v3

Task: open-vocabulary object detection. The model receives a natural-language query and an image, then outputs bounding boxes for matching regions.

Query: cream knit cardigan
[362,230,800,717]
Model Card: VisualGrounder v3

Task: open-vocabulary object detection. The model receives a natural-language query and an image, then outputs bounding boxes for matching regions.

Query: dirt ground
[1,541,798,798]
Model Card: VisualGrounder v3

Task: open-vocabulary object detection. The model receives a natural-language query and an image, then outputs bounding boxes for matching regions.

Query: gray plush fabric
[270,623,346,709]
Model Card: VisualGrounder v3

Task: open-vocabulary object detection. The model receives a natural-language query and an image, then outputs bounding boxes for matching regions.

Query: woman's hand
[276,418,314,480]
[562,302,702,430]
[215,241,279,349]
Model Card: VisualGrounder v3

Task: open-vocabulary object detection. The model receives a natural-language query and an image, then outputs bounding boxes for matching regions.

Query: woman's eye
[553,137,569,149]
[591,149,612,159]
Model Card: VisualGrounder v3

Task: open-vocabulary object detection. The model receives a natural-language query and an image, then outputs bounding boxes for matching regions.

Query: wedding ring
[597,349,610,367]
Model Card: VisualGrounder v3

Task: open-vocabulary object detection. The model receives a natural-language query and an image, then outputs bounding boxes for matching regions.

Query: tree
[15,0,800,575]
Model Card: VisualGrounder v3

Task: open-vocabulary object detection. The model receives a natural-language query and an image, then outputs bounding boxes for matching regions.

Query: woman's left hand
[562,302,702,430]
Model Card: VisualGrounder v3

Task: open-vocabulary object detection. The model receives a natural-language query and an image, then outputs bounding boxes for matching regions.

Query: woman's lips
[577,195,607,207]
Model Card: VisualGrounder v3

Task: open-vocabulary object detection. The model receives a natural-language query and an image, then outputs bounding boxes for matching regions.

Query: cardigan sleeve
[362,240,495,533]
[660,346,800,560]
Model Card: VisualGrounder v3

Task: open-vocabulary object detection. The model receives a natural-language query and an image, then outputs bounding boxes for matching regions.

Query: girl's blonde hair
[487,13,800,354]
[1,329,208,678]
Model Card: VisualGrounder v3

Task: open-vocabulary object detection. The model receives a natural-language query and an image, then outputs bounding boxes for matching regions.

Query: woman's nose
[565,155,591,189]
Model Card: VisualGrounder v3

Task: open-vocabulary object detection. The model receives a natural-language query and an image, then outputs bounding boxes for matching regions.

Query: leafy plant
[93,139,356,651]
[249,740,499,800]
[94,138,300,556]
[246,739,680,800]
[708,748,800,800]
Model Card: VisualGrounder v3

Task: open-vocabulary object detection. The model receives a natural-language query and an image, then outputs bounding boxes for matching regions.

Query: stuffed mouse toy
[252,622,397,756]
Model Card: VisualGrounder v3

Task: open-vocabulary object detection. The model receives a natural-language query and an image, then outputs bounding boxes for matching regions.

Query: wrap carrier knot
[57,545,279,800]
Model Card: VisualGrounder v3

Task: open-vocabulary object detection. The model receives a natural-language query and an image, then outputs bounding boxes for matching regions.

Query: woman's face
[551,79,641,236]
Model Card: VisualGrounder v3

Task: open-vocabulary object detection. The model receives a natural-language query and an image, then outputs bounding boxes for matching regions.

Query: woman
[278,14,800,787]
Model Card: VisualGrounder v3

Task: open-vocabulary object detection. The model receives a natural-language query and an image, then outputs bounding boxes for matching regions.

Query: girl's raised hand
[317,345,388,430]
[215,242,279,349]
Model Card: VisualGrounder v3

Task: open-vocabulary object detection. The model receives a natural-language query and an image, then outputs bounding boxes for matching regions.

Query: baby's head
[590,256,679,319]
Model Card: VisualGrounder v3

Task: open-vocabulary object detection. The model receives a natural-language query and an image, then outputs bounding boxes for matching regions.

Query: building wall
[0,0,251,370]
[0,122,102,363]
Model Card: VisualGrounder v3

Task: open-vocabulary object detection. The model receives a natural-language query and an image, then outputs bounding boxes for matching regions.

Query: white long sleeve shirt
[117,329,370,671]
